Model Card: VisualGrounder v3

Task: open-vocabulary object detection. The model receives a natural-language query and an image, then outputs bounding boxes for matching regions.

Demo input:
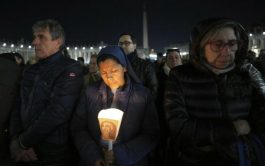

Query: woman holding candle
[71,46,159,166]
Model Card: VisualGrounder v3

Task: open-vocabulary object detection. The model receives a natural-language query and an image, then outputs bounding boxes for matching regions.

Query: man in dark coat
[165,18,265,166]
[118,32,158,99]
[9,19,83,166]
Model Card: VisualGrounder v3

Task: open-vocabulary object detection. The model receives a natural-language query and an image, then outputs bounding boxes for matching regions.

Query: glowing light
[98,108,123,142]
[149,53,157,58]
[180,51,188,56]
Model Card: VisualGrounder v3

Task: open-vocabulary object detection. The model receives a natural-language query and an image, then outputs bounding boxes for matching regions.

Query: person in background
[9,19,83,166]
[71,46,159,166]
[26,55,39,67]
[118,32,158,99]
[254,49,265,77]
[161,48,182,77]
[84,54,101,86]
[0,53,23,165]
[245,50,256,64]
[165,18,265,166]
[77,57,89,75]
[154,52,164,73]
[155,48,183,165]
[12,52,26,70]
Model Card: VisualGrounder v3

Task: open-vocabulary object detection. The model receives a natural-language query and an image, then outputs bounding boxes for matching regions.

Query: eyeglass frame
[118,41,134,47]
[206,39,241,52]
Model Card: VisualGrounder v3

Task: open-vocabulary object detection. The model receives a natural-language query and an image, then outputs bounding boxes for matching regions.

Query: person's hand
[10,139,38,162]
[14,56,22,64]
[10,138,23,161]
[95,159,106,166]
[20,148,38,162]
[233,119,251,136]
[103,149,115,165]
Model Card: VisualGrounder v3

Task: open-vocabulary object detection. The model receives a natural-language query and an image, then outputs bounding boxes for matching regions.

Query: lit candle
[98,108,124,150]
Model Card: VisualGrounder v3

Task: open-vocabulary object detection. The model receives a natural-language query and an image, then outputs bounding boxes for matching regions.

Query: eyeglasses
[118,41,133,46]
[207,40,239,52]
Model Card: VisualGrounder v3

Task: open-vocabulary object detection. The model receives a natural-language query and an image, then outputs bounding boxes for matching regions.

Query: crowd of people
[1,18,265,166]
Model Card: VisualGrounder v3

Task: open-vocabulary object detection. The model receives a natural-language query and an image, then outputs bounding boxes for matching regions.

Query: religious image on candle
[98,108,123,141]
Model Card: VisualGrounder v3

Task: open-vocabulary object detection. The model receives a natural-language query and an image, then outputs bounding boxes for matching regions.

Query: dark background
[0,0,264,51]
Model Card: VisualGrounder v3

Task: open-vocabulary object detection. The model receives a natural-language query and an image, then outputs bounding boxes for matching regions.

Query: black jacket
[127,51,158,99]
[10,52,83,148]
[165,18,265,165]
[0,55,21,159]
[165,62,265,165]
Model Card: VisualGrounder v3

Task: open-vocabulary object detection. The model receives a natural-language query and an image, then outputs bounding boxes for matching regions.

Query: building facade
[0,42,104,64]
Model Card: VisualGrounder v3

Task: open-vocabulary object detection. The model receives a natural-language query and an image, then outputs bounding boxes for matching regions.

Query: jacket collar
[127,50,137,63]
[38,51,62,68]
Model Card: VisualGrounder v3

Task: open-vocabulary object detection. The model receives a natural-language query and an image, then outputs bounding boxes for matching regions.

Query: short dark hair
[157,52,163,58]
[166,48,180,55]
[119,32,137,44]
[0,52,24,63]
[77,57,84,62]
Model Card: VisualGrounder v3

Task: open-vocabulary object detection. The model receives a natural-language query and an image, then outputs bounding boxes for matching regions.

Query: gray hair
[200,23,241,48]
[32,19,65,45]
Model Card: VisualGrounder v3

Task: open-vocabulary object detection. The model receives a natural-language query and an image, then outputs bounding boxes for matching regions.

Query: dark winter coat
[165,18,265,165]
[127,51,158,99]
[9,52,83,149]
[71,77,159,166]
[0,55,21,159]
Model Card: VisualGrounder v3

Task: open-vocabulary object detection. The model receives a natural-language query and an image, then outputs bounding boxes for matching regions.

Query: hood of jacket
[189,18,249,67]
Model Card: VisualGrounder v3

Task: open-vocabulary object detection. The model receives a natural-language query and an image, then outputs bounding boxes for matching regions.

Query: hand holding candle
[98,108,123,165]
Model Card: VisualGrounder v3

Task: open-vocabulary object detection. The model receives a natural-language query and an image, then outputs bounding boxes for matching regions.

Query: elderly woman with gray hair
[165,18,265,166]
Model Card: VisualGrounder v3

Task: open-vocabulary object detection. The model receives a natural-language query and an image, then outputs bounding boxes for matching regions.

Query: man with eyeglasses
[118,32,158,99]
[165,18,265,166]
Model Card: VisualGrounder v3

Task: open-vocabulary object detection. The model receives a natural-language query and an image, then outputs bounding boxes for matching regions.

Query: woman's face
[203,27,238,69]
[166,51,182,69]
[99,58,127,90]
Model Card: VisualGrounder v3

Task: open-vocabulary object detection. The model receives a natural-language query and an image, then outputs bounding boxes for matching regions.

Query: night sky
[0,0,264,52]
